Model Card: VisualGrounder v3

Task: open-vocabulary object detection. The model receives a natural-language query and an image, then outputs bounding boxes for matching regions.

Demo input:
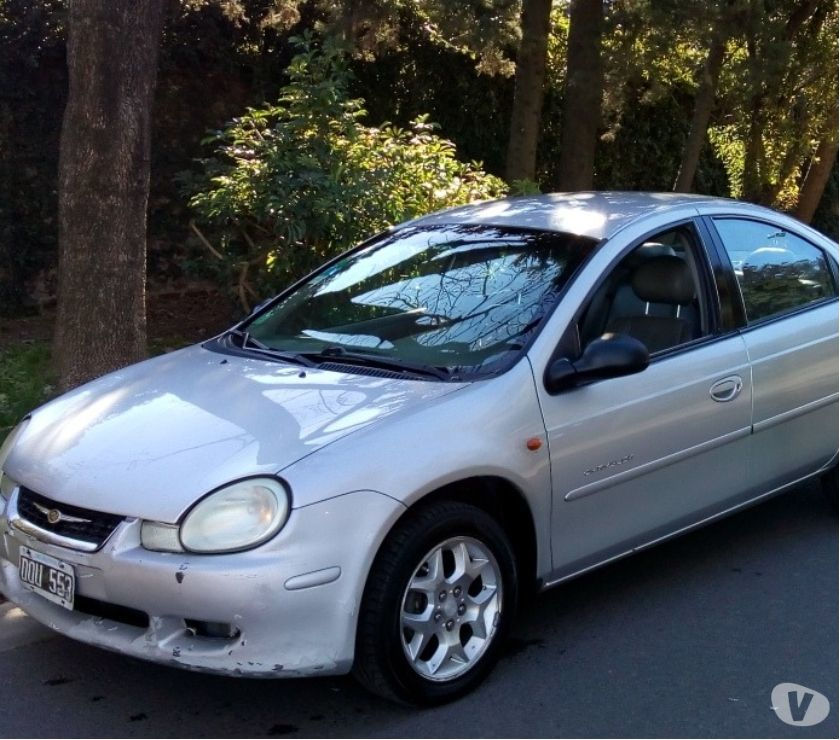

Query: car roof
[407,191,739,241]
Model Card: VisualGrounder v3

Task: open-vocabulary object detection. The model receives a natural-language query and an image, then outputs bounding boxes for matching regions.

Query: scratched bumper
[0,489,403,678]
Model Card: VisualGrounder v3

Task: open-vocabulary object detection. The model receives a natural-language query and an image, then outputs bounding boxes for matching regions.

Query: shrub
[182,37,507,308]
[0,343,53,433]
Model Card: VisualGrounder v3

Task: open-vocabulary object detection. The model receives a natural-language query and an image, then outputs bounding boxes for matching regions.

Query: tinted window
[246,224,596,375]
[713,218,836,322]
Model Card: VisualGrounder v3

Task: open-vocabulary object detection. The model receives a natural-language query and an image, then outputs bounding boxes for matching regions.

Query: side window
[576,225,710,356]
[713,218,836,323]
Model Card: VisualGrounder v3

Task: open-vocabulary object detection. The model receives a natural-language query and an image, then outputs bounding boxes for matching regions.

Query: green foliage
[0,0,66,315]
[0,343,53,433]
[709,0,838,207]
[1,0,837,318]
[184,38,507,301]
[544,2,569,87]
[350,13,515,176]
[411,0,521,75]
[508,178,542,196]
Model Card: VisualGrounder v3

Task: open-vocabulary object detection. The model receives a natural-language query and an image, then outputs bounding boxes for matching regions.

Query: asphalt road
[1,481,837,738]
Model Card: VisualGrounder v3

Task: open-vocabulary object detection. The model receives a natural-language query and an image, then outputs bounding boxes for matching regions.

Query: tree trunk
[557,0,603,191]
[793,133,838,223]
[504,0,553,184]
[54,0,165,391]
[740,95,766,202]
[673,33,727,192]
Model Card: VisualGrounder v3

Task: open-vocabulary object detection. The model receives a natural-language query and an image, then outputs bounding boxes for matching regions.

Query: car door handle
[710,375,743,402]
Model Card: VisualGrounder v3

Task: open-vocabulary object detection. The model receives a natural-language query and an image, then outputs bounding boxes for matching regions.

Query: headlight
[0,418,28,502]
[142,477,290,554]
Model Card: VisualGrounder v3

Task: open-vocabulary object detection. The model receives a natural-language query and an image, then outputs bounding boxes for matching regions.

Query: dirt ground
[0,290,239,352]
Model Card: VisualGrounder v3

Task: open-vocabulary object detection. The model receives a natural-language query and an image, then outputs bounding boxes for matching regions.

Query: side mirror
[544,333,649,393]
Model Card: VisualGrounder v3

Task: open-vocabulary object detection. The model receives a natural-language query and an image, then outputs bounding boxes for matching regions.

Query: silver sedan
[1,192,837,704]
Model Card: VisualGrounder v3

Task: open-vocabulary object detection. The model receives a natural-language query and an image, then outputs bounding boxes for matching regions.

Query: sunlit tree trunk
[54,0,165,390]
[557,0,603,191]
[504,0,553,184]
[794,133,838,223]
[673,33,727,192]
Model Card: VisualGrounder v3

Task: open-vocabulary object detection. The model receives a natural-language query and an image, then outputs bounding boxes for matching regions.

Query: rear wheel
[353,500,518,705]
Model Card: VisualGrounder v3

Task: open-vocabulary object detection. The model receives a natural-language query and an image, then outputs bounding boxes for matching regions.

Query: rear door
[704,215,839,493]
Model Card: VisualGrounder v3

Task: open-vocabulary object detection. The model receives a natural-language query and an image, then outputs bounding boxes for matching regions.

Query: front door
[536,221,753,580]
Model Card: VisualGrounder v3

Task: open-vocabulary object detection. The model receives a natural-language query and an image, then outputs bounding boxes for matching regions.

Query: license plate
[19,546,75,611]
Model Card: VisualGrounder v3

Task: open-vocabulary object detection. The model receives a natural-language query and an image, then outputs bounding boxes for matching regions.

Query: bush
[182,37,507,307]
[0,343,53,433]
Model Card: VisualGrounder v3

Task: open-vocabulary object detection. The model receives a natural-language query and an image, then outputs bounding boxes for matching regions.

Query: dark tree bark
[504,0,553,184]
[673,32,728,192]
[557,0,603,191]
[794,133,838,223]
[54,0,166,391]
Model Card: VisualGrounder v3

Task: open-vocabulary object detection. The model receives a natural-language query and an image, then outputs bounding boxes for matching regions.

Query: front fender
[280,359,553,580]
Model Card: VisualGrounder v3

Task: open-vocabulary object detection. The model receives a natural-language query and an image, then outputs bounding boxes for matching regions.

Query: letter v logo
[788,690,813,722]
[771,683,830,727]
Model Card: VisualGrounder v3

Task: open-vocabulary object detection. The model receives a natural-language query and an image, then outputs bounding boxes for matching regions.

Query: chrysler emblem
[32,501,92,525]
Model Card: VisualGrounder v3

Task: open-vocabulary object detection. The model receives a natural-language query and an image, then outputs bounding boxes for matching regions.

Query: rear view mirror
[544,333,649,393]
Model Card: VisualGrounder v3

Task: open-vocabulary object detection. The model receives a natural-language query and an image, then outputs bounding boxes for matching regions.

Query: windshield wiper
[303,346,452,381]
[223,331,453,379]
[224,328,316,367]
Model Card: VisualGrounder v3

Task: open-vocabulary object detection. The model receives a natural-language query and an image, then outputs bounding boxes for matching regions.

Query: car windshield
[243,224,596,377]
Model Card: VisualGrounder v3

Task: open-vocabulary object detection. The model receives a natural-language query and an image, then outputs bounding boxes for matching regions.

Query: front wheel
[353,500,518,705]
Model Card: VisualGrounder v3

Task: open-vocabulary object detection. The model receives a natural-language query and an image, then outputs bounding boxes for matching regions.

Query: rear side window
[713,218,836,323]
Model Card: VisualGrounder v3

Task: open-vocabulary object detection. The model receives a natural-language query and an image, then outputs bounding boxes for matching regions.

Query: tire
[353,499,518,705]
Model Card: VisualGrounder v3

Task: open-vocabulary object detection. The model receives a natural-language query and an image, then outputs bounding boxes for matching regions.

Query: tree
[54,0,166,390]
[673,1,742,192]
[706,0,837,209]
[557,0,603,191]
[740,0,824,203]
[794,131,839,224]
[505,0,553,184]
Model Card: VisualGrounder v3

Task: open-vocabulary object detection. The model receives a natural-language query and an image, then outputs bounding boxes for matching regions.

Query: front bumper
[0,488,404,678]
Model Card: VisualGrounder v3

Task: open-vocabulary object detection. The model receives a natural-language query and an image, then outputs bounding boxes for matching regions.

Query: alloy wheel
[399,535,502,682]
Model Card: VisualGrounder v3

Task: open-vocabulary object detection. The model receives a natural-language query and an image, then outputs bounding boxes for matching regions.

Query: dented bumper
[0,489,404,678]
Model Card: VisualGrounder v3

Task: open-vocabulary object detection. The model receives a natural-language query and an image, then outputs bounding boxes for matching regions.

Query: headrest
[638,241,677,259]
[631,255,696,305]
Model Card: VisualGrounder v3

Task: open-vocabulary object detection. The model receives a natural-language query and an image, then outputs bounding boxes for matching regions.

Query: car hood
[6,345,465,522]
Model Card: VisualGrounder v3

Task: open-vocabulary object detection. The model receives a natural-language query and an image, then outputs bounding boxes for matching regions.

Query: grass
[0,342,54,435]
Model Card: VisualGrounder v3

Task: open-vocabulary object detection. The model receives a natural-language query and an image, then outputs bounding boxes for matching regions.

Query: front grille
[17,488,124,549]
